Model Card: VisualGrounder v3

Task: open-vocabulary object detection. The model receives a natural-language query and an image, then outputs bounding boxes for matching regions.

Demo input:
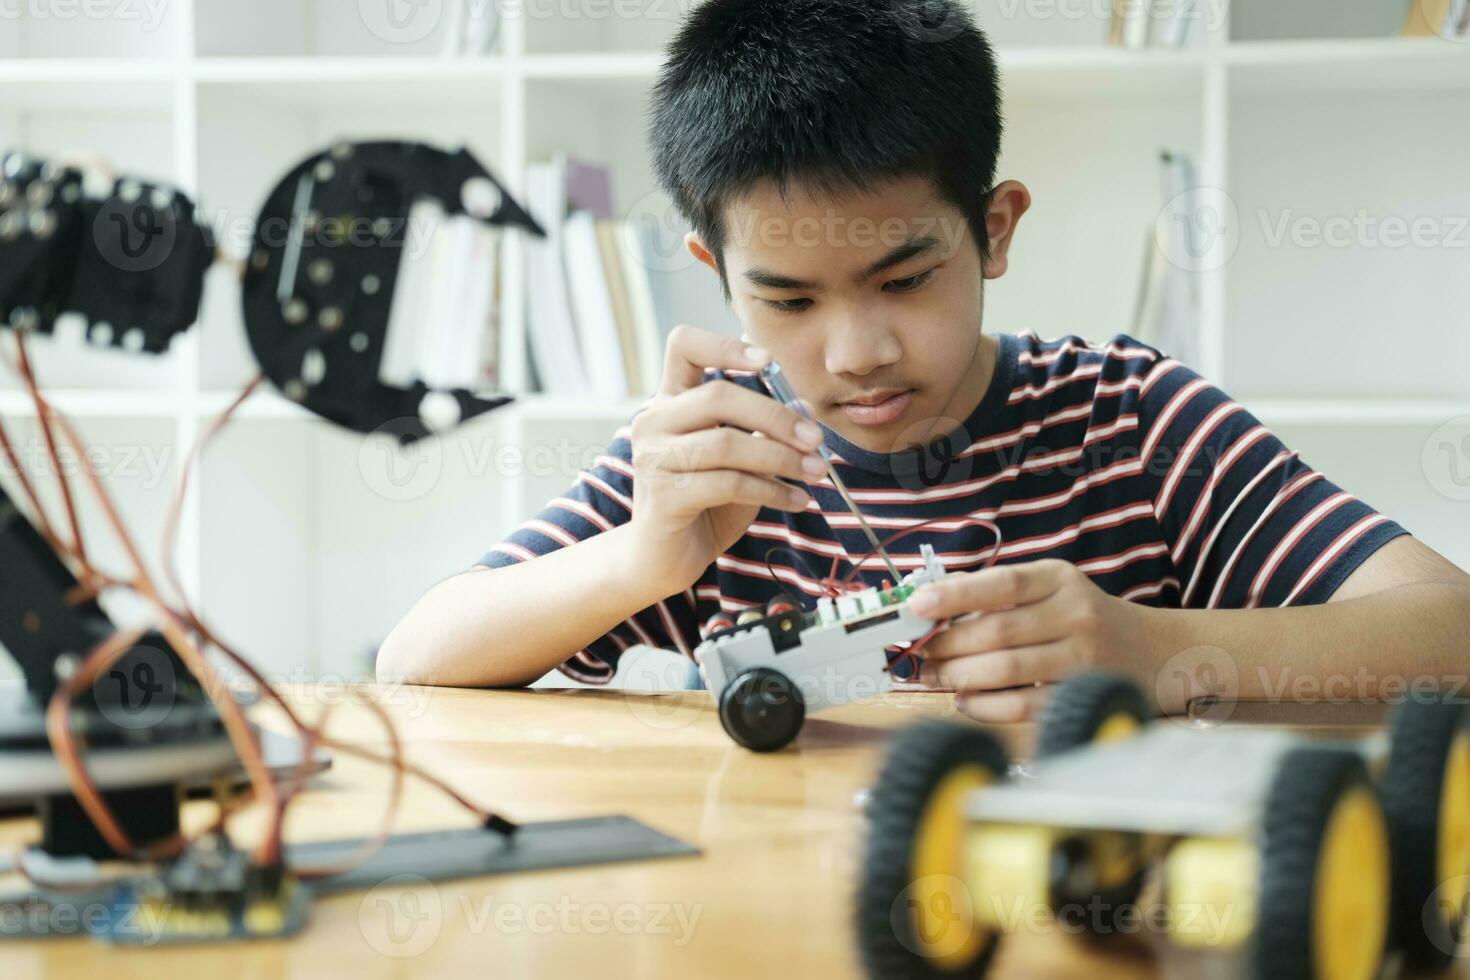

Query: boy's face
[687,175,1027,454]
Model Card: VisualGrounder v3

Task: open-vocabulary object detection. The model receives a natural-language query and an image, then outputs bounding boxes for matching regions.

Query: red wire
[835,515,1004,681]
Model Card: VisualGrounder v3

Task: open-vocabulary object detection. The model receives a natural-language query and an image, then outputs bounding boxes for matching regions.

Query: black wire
[762,546,823,605]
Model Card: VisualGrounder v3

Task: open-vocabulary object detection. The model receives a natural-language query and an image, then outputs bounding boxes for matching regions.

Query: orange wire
[45,626,187,860]
[14,333,87,569]
[37,387,284,864]
[7,348,513,880]
[0,415,65,556]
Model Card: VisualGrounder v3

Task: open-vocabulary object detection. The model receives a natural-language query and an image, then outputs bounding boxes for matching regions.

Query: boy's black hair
[649,0,1004,289]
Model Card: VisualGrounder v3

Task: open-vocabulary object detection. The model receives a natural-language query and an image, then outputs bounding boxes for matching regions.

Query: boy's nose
[823,314,904,378]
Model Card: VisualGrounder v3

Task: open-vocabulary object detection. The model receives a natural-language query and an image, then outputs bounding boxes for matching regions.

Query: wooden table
[0,687,1459,979]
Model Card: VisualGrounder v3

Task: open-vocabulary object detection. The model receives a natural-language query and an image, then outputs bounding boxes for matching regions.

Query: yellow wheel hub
[1093,712,1142,744]
[1165,837,1257,951]
[908,765,992,971]
[1440,732,1470,929]
[1312,785,1390,980]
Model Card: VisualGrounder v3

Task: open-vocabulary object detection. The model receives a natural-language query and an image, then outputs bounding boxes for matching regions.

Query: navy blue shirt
[479,332,1408,684]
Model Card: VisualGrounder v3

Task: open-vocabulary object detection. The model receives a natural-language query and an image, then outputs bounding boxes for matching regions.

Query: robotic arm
[0,140,540,872]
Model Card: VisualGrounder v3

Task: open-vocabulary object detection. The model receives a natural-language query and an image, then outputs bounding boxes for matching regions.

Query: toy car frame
[856,671,1470,980]
[695,545,948,752]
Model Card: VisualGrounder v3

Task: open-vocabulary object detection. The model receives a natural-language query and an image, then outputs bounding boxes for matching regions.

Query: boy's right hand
[627,325,828,595]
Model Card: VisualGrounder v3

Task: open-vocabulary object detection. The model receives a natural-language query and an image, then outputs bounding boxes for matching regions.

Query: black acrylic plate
[287,816,699,894]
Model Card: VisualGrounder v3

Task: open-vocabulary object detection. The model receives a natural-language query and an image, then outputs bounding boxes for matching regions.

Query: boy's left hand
[910,560,1154,723]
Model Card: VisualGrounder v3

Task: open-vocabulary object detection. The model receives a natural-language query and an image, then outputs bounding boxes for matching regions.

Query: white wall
[2,0,1466,690]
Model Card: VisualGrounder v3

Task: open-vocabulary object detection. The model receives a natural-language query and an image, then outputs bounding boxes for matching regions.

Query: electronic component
[0,140,702,950]
[1,837,310,944]
[697,544,949,751]
[286,816,698,894]
[0,152,212,354]
[241,141,542,442]
[857,675,1470,979]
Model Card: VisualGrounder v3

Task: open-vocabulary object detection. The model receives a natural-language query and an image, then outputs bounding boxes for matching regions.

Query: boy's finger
[658,428,824,484]
[659,324,771,396]
[921,598,1068,660]
[958,685,1052,725]
[662,381,824,453]
[920,642,1072,691]
[910,563,1061,618]
[672,470,812,514]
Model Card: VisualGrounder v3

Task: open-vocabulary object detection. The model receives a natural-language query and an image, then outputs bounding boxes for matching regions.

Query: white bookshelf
[2,0,1468,681]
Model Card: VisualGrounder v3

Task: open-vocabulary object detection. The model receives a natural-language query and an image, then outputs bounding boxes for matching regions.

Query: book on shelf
[1108,0,1206,49]
[380,199,503,394]
[526,155,727,401]
[563,210,629,399]
[525,155,591,396]
[1405,0,1470,37]
[1131,150,1202,367]
[441,0,502,56]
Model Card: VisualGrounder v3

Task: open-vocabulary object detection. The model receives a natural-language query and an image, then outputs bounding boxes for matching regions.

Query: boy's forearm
[1137,582,1470,713]
[377,525,677,689]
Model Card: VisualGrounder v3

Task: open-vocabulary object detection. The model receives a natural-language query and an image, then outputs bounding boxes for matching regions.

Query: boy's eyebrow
[855,237,940,283]
[744,268,820,291]
[742,236,941,292]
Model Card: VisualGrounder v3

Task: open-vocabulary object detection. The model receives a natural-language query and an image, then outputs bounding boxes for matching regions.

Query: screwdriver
[707,363,905,585]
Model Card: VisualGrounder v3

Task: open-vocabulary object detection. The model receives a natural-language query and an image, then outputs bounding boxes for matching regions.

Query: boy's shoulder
[1010,330,1170,376]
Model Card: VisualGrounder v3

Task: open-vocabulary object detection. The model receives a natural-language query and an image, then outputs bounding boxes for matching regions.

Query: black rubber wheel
[1031,674,1153,936]
[1035,671,1152,760]
[855,720,1009,980]
[1254,747,1391,980]
[1379,694,1470,973]
[717,667,805,752]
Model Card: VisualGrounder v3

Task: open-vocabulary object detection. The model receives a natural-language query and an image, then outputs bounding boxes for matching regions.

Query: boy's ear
[686,231,718,273]
[980,179,1032,281]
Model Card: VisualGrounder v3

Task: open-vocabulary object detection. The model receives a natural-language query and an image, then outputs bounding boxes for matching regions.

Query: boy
[379,0,1469,721]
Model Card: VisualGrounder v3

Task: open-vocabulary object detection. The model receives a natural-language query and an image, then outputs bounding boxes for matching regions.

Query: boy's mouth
[836,388,916,427]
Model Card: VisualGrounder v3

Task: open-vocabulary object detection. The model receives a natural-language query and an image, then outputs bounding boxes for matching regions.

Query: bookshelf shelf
[2,0,1466,681]
[191,57,511,84]
[0,390,185,419]
[1249,400,1470,427]
[6,388,1463,430]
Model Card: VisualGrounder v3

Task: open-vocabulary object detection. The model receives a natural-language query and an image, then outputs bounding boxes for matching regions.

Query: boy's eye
[761,297,813,315]
[884,268,937,293]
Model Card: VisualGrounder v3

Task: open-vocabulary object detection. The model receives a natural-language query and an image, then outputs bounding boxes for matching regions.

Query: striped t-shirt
[479,332,1408,685]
